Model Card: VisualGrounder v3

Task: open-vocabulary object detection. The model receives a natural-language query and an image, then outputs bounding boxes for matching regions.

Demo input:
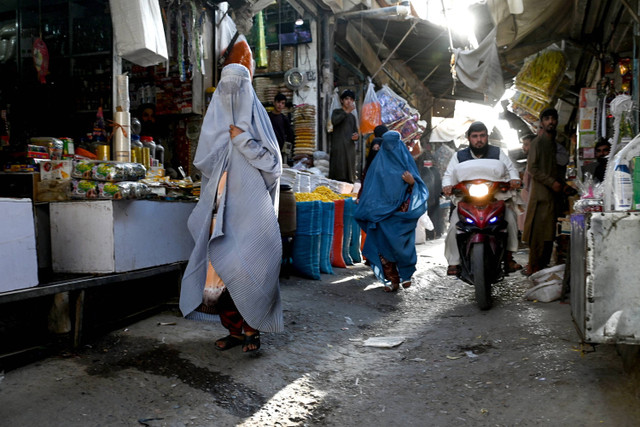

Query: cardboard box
[38,160,73,180]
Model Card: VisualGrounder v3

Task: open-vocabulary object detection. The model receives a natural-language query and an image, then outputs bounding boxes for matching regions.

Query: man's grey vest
[457,145,500,163]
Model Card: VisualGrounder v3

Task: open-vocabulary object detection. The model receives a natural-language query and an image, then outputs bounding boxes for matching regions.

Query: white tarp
[453,27,504,102]
[488,0,573,52]
[430,101,496,145]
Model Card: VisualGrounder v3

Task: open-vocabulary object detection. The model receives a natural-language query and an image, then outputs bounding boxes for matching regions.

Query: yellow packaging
[96,145,110,161]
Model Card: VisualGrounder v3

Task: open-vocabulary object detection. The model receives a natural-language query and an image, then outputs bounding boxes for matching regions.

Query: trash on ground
[362,336,405,348]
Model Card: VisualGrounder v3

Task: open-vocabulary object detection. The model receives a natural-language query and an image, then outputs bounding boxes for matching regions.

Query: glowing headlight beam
[468,183,489,198]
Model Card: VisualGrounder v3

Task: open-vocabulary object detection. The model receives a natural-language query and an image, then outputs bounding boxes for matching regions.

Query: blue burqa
[355,131,428,284]
[180,64,283,333]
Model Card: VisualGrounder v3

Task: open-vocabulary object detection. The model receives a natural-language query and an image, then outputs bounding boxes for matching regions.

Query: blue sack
[342,198,354,265]
[319,201,335,274]
[349,213,362,263]
[291,201,322,280]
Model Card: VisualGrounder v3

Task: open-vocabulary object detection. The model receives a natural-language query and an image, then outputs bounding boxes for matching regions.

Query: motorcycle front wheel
[471,243,492,310]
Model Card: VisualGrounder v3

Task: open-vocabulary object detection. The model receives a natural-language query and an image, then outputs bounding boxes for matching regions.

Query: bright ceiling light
[295,18,304,26]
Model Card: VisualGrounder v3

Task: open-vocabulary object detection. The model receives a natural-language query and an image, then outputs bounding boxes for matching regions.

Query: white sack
[524,279,562,303]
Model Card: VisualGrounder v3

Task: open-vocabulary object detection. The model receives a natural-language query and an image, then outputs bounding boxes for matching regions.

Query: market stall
[570,212,640,345]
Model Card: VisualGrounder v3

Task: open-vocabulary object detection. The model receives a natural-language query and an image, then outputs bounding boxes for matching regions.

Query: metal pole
[371,20,418,80]
[440,0,454,52]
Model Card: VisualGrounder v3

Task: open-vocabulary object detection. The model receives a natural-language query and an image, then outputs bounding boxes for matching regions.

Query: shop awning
[334,0,638,111]
[335,12,486,107]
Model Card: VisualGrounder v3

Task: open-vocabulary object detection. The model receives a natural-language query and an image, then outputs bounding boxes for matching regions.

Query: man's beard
[470,144,489,157]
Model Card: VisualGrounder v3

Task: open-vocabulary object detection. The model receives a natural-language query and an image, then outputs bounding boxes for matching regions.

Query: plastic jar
[140,136,156,160]
[155,141,164,166]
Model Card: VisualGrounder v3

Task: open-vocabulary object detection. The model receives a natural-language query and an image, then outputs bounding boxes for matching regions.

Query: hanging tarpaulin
[109,0,169,67]
[453,27,504,102]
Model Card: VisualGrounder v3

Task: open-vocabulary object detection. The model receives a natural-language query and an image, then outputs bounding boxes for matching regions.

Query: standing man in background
[522,108,572,276]
[268,92,294,164]
[329,89,359,183]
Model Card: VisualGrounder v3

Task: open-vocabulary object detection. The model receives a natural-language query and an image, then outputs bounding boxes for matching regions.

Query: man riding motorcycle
[442,121,522,276]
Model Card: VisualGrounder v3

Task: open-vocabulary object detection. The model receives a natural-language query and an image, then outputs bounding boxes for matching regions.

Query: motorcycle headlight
[468,183,490,198]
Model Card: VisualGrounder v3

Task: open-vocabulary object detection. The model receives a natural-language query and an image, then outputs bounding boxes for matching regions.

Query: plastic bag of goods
[359,78,381,134]
[327,88,340,133]
[216,4,254,75]
[376,85,409,124]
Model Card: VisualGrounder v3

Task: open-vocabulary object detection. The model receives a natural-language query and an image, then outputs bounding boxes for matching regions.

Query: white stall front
[50,200,195,274]
[0,198,39,292]
[571,212,640,344]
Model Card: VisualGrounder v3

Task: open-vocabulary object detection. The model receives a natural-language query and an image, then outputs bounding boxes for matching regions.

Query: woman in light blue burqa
[355,130,428,292]
[180,63,283,352]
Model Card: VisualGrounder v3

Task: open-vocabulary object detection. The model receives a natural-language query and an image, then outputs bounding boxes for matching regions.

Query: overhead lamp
[295,17,304,26]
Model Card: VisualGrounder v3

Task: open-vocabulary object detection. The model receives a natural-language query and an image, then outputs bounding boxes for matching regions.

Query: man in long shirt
[522,108,571,275]
[329,89,359,183]
[267,93,294,162]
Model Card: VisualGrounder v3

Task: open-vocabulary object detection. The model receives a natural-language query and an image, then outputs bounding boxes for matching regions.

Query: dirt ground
[2,238,640,426]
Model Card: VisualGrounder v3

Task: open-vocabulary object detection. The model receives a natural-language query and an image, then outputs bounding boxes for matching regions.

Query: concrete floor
[1,238,639,426]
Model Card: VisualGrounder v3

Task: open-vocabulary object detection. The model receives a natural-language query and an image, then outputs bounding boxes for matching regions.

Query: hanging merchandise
[509,47,566,124]
[282,46,295,71]
[359,78,381,135]
[377,85,408,124]
[33,38,49,84]
[292,104,317,157]
[216,5,253,78]
[93,107,107,142]
[327,88,340,133]
[602,133,640,211]
[109,0,169,67]
[376,84,424,144]
[268,50,282,73]
[255,11,268,69]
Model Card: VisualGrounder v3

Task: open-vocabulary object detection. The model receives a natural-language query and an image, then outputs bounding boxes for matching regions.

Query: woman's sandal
[401,280,411,289]
[215,335,244,351]
[447,265,460,276]
[383,282,400,292]
[243,332,261,353]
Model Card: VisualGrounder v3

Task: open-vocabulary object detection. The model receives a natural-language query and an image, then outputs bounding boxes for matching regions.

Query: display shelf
[254,71,285,78]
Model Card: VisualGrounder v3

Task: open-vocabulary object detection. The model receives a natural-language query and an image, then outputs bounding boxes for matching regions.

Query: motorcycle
[451,160,513,310]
